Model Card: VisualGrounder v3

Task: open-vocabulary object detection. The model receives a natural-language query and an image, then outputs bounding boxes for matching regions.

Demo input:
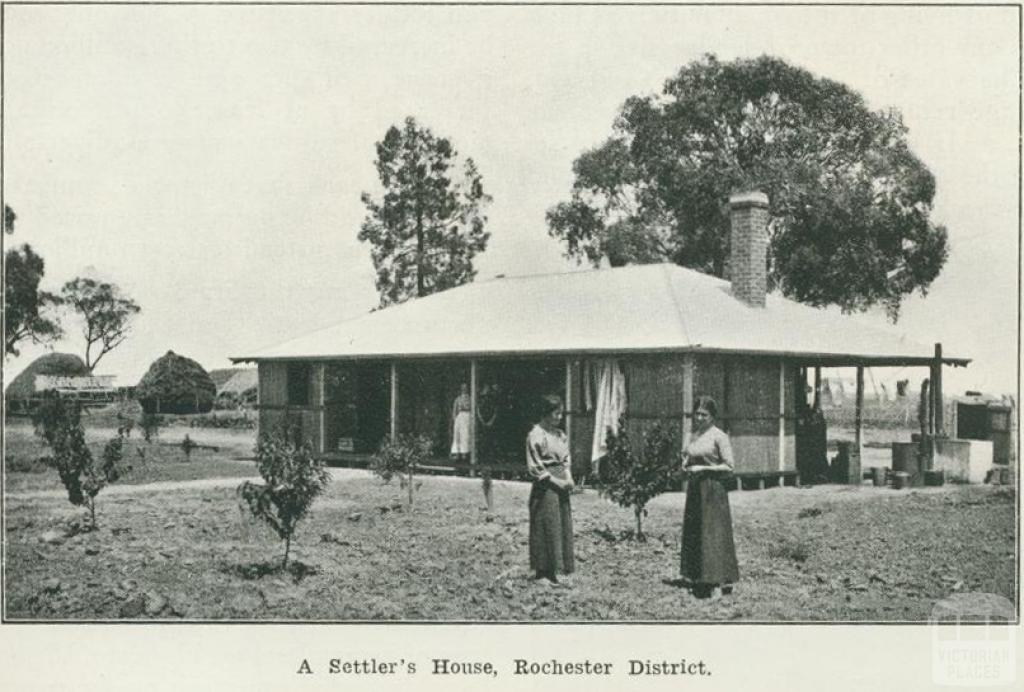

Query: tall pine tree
[359,117,491,307]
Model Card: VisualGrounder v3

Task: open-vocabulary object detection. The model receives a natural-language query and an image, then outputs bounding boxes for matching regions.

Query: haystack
[5,353,91,409]
[135,350,216,414]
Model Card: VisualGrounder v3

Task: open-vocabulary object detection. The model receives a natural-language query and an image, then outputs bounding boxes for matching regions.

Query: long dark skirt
[529,481,574,576]
[680,473,739,585]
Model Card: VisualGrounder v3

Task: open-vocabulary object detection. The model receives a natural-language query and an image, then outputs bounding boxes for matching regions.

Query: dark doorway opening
[324,361,389,455]
[477,359,565,467]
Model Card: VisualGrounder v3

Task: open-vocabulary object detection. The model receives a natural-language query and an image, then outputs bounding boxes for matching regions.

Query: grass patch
[5,423,255,494]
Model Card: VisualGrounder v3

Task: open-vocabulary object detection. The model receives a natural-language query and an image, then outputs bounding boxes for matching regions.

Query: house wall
[254,352,796,469]
[567,354,795,476]
[567,355,688,477]
[257,361,322,451]
[622,356,688,457]
[693,354,796,473]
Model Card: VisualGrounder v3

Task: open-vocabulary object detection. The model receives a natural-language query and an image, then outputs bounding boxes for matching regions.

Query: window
[287,362,312,406]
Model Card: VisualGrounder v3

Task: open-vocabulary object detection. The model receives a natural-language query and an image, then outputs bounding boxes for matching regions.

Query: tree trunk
[407,469,415,507]
[635,506,644,541]
[416,210,425,298]
[88,498,97,529]
[283,535,291,569]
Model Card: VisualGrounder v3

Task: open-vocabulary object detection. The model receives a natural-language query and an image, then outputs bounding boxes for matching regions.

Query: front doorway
[476,359,566,467]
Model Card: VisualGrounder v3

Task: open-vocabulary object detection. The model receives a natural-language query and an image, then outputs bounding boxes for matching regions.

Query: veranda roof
[231,264,968,367]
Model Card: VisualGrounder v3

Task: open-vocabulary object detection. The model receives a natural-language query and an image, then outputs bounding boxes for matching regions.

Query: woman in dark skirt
[681,395,739,599]
[526,394,575,585]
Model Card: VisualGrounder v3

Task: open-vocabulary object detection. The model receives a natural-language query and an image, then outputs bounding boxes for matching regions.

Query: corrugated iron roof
[231,264,968,366]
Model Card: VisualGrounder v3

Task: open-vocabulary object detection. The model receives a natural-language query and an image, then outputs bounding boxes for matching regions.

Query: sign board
[336,437,355,452]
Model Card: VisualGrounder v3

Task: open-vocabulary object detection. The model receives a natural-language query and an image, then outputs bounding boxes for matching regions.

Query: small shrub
[797,507,824,519]
[370,434,433,508]
[31,392,131,528]
[116,412,135,438]
[181,434,197,462]
[481,470,494,512]
[140,411,162,442]
[238,432,331,568]
[600,418,680,540]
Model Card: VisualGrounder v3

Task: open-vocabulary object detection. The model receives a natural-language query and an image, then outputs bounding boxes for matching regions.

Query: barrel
[892,471,911,490]
[870,467,887,487]
[892,443,922,487]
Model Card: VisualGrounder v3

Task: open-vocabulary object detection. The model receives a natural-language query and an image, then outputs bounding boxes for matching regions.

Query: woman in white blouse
[681,395,739,598]
[450,383,472,465]
[525,394,575,585]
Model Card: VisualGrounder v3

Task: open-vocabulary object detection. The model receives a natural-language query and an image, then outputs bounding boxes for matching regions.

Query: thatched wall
[622,357,687,458]
[253,353,796,470]
[693,354,796,473]
[566,356,688,477]
[257,361,321,450]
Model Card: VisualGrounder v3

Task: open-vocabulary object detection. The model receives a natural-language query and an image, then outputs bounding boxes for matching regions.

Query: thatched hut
[135,350,216,414]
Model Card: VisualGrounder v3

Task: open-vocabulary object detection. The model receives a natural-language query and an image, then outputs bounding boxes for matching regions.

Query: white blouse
[526,424,572,482]
[683,426,735,470]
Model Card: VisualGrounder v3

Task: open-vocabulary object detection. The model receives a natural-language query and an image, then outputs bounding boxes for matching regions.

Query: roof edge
[231,347,969,367]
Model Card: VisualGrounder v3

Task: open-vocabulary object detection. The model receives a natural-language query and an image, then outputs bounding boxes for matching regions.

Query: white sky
[2,4,1019,395]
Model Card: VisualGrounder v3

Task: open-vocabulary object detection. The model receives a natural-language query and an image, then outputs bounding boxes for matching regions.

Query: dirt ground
[4,466,1016,622]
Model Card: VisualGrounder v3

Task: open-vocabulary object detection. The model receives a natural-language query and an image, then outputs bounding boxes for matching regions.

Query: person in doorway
[680,395,739,599]
[526,394,575,586]
[450,383,472,467]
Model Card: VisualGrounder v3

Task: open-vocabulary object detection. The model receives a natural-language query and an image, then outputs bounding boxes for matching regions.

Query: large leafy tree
[359,117,492,307]
[4,206,64,357]
[547,54,949,319]
[60,277,141,371]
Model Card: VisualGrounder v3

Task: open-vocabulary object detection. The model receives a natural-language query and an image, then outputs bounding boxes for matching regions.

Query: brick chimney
[728,191,769,308]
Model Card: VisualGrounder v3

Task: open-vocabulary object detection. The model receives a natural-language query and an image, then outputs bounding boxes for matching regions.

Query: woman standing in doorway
[681,395,739,599]
[526,394,575,585]
[450,383,472,466]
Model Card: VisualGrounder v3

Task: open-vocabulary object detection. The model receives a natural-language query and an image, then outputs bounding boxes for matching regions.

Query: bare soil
[4,468,1015,621]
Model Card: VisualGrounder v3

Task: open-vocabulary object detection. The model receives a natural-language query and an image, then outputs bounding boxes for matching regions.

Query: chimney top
[729,191,769,209]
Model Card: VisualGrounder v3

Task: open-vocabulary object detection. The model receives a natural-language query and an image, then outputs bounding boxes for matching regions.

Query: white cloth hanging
[590,359,627,474]
[582,361,594,412]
